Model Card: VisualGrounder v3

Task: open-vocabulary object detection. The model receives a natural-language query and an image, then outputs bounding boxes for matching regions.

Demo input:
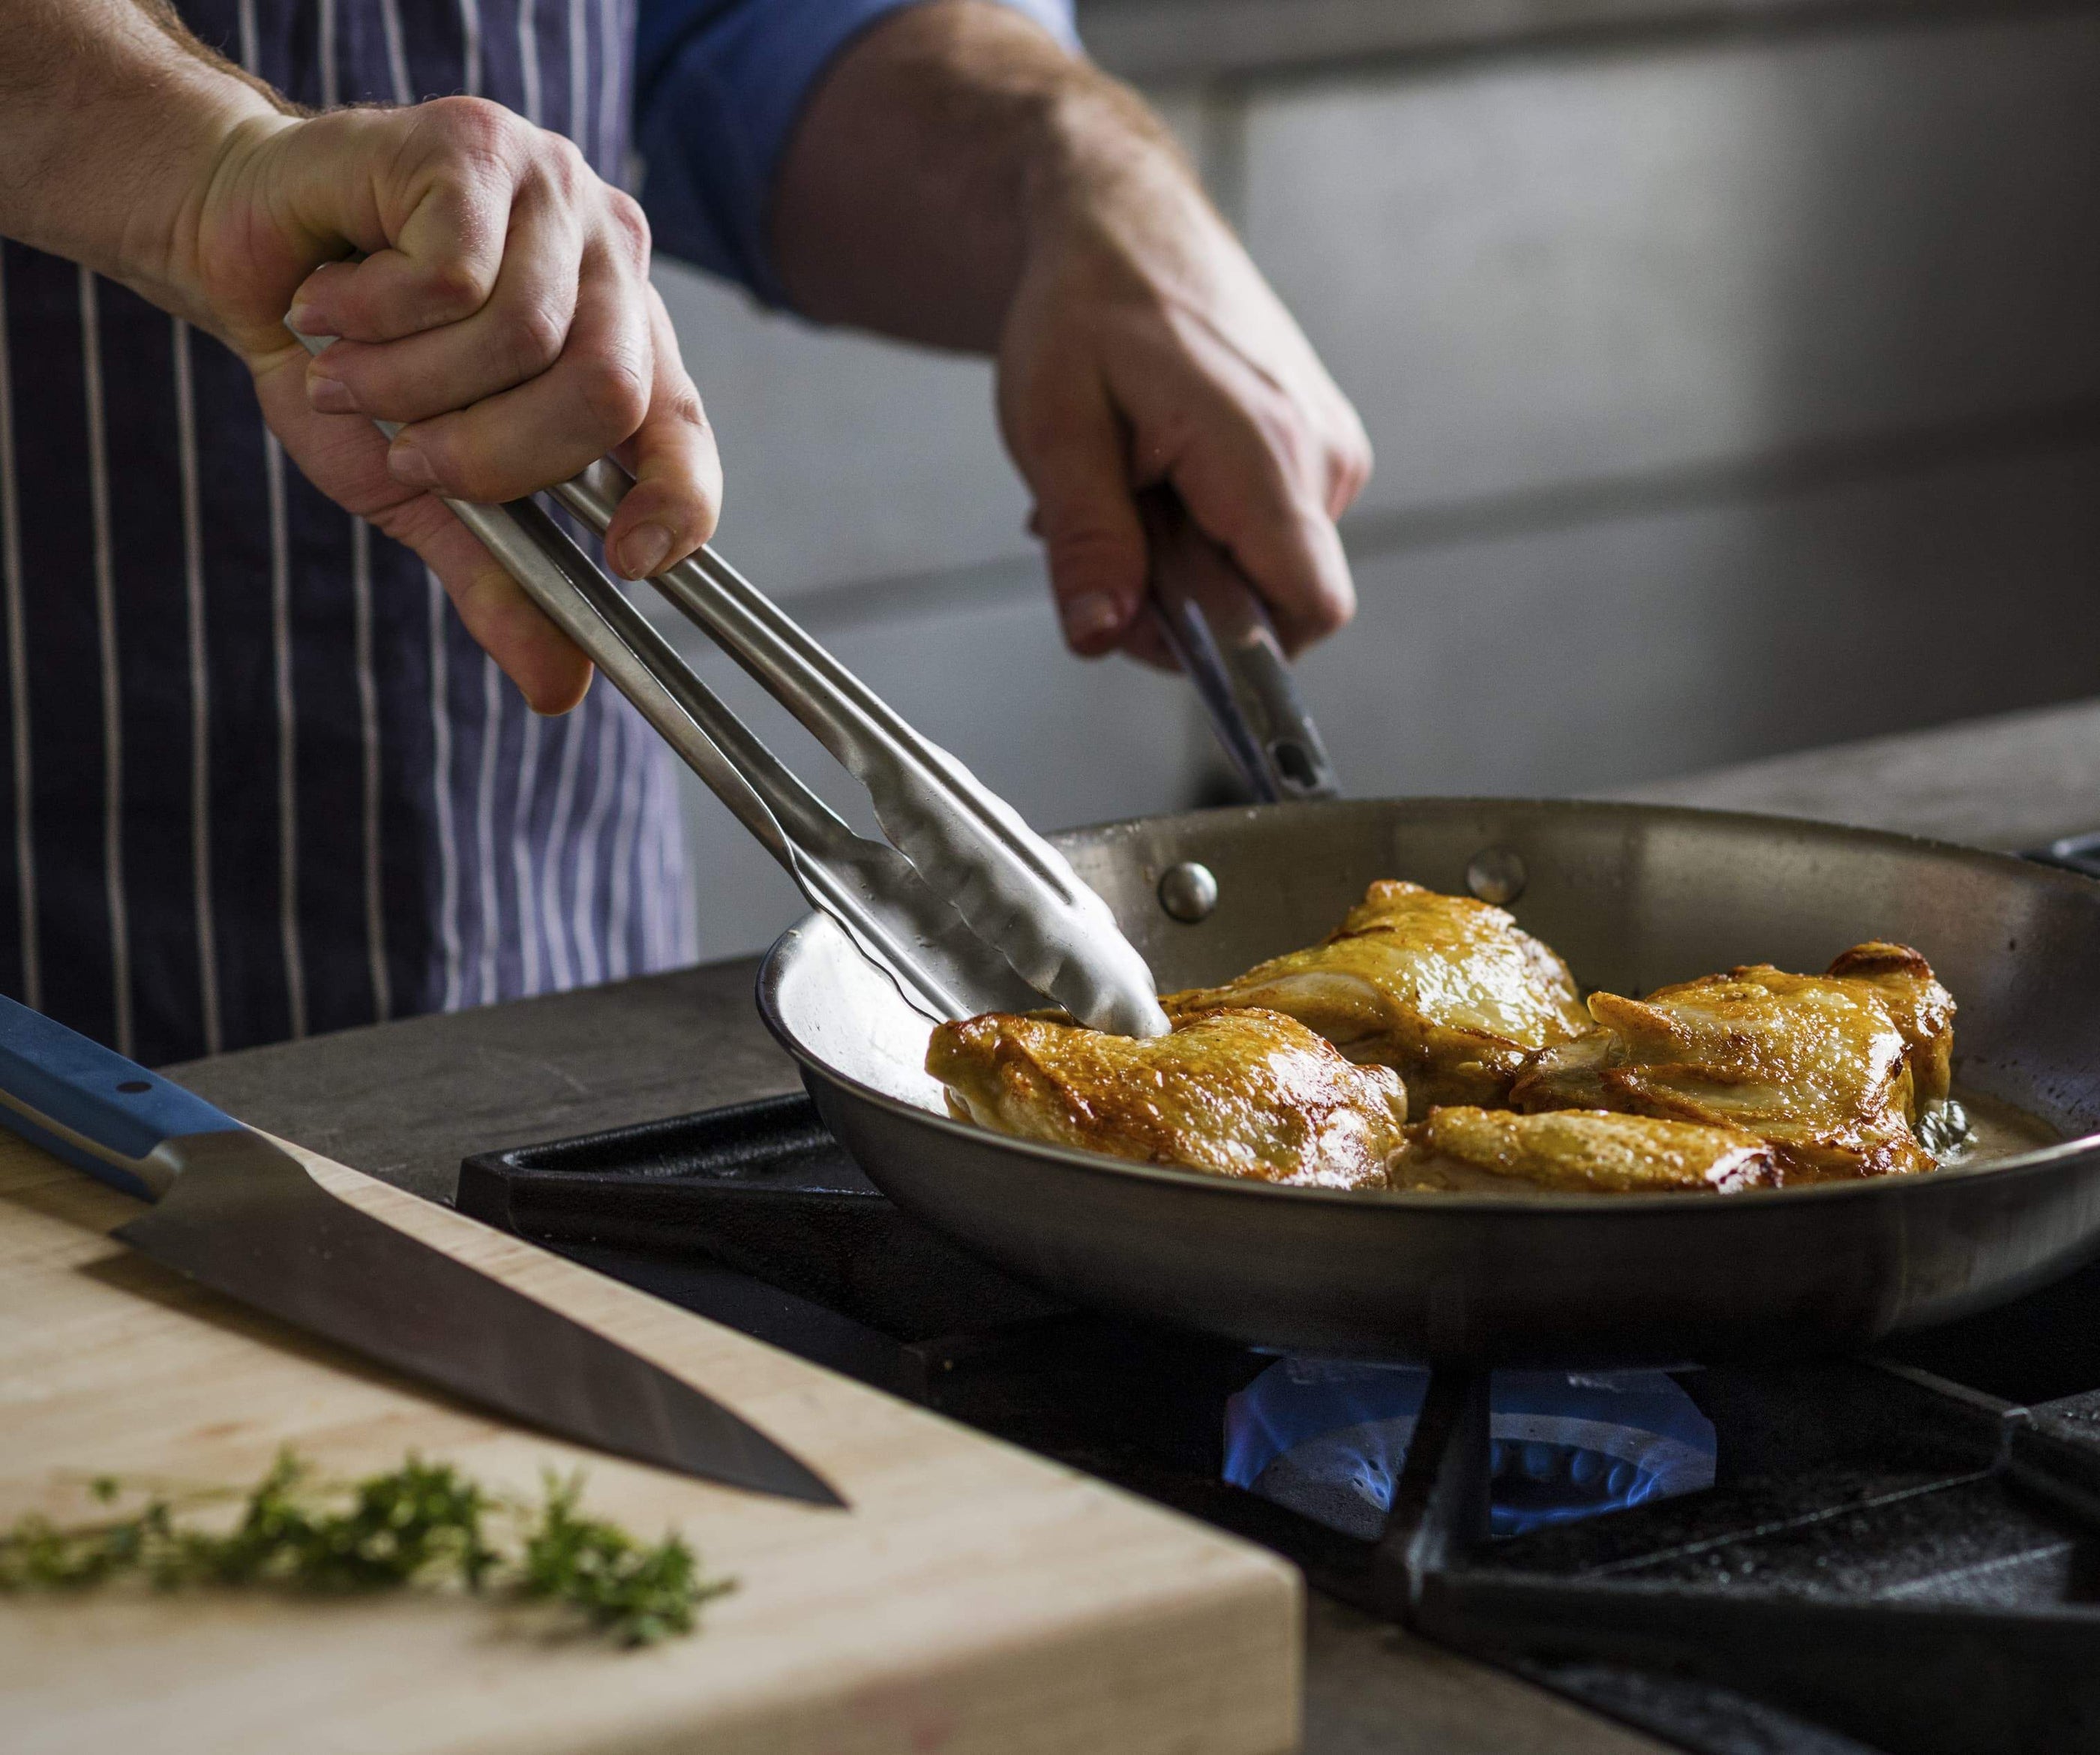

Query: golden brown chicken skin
[926,1006,1408,1191]
[1393,1106,1781,1196]
[1824,941,1955,1109]
[1161,880,1590,1111]
[1510,943,1957,1181]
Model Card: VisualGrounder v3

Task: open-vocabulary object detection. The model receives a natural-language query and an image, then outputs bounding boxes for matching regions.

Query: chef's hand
[773,2,1370,665]
[190,100,720,712]
[0,1,716,715]
[996,143,1369,664]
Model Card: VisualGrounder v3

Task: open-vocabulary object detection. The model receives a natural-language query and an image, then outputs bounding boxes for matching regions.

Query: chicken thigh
[1162,880,1590,1110]
[927,1005,1408,1191]
[1510,942,1957,1181]
[1393,1106,1780,1196]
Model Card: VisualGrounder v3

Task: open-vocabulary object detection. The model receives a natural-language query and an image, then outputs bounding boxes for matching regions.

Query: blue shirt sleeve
[634,0,1081,306]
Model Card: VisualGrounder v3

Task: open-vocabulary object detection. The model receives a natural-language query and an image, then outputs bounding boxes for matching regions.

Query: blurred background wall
[650,0,2100,960]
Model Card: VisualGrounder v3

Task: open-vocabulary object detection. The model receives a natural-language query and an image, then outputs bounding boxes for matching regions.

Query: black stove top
[459,1096,2100,1755]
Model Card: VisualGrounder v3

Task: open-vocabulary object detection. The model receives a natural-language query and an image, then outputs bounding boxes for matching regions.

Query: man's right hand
[191,100,722,712]
[0,2,719,714]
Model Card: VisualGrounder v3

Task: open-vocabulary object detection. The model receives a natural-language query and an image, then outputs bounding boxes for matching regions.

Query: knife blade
[0,994,843,1508]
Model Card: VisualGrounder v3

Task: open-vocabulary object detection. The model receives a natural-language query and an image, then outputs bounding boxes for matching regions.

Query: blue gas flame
[1223,1359,1716,1539]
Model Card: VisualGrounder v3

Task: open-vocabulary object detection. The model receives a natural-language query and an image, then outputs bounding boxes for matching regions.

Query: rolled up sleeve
[635,0,1081,305]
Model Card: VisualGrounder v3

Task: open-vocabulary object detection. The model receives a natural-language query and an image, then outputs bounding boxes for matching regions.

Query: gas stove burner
[1223,1358,1716,1538]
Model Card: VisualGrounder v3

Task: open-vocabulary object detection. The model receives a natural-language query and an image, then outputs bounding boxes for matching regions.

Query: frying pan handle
[1141,489,1340,803]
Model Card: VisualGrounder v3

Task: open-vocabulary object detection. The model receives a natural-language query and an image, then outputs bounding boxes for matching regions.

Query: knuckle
[408,424,520,504]
[578,350,650,440]
[660,382,708,434]
[424,95,518,160]
[1250,404,1316,489]
[494,302,568,380]
[604,190,652,267]
[414,434,475,496]
[444,452,514,506]
[418,106,524,224]
[418,256,490,320]
[544,132,589,184]
[1333,422,1374,494]
[520,132,591,207]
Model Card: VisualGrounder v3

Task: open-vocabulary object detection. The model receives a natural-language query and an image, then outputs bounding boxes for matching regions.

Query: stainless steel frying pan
[316,324,2100,1370]
[760,797,2100,1366]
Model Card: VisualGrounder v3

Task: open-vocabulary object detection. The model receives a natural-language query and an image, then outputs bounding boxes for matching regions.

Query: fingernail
[388,440,436,490]
[307,372,356,414]
[286,301,319,338]
[617,523,674,579]
[1062,591,1124,644]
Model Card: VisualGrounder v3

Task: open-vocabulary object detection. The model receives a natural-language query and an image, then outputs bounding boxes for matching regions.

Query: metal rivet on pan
[1158,861,1220,923]
[1466,848,1527,906]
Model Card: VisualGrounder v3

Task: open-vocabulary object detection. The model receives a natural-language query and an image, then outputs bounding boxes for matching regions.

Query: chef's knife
[0,994,844,1507]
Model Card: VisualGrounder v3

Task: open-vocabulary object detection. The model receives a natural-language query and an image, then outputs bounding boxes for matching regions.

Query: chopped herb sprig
[0,1450,732,1647]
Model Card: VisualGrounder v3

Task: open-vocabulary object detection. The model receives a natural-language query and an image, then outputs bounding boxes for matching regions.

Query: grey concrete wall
[652,4,2100,962]
[1239,14,2100,520]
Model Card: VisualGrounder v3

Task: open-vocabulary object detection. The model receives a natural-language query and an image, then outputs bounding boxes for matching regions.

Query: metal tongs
[295,328,1334,1035]
[1139,490,1340,806]
[295,327,1171,1035]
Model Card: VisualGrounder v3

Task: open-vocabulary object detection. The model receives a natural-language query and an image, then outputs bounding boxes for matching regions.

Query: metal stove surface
[460,1096,2100,1755]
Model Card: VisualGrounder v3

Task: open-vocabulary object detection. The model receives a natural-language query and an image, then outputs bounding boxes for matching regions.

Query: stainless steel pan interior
[758,800,2100,1365]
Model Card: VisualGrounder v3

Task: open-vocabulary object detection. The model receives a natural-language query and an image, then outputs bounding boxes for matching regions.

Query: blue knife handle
[0,995,240,1200]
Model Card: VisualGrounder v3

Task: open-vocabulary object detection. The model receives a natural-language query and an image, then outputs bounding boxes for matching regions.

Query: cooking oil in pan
[1940,1088,2062,1166]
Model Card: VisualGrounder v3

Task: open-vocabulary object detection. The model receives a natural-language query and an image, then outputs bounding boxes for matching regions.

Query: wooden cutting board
[0,1132,1300,1755]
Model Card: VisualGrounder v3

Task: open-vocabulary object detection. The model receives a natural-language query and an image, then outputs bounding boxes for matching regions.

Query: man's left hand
[994,122,1370,662]
[771,2,1370,668]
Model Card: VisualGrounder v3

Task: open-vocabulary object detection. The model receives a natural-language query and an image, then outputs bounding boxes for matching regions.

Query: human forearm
[770,1,1168,350]
[0,1,289,326]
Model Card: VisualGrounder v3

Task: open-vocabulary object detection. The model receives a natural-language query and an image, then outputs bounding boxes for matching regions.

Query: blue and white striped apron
[0,0,695,1067]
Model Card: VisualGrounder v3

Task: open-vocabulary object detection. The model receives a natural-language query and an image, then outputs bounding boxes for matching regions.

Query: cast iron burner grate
[460,1096,2100,1755]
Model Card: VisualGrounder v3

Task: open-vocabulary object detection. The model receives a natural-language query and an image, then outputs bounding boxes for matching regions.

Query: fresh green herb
[0,1450,731,1646]
[519,1473,716,1648]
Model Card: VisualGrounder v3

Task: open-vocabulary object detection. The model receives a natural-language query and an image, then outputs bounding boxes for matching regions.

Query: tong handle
[1141,490,1340,805]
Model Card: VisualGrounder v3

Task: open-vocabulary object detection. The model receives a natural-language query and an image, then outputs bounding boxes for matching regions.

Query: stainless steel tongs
[1138,489,1340,806]
[295,327,1169,1035]
[296,327,1337,1035]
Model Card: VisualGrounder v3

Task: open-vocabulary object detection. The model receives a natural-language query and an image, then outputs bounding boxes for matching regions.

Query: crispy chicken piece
[927,1006,1408,1191]
[1162,880,1590,1110]
[1824,941,1955,1109]
[1510,943,1957,1181]
[1393,1106,1781,1196]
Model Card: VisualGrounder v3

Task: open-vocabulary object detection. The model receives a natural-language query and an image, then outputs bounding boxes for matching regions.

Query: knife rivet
[1158,861,1220,924]
[1466,848,1527,906]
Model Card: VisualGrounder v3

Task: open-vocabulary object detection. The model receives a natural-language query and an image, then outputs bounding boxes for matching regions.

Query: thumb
[1002,368,1148,657]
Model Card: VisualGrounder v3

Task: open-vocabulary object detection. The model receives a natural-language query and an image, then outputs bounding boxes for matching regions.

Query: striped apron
[0,0,695,1067]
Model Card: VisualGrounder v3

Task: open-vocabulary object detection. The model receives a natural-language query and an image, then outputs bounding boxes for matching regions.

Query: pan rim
[756,795,2100,1217]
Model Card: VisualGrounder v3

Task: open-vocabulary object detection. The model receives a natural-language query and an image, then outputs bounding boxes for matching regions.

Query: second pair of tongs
[294,328,1169,1036]
[1138,490,1340,808]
